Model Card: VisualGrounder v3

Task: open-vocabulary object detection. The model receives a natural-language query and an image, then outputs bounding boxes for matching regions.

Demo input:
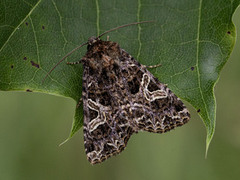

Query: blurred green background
[1,8,240,180]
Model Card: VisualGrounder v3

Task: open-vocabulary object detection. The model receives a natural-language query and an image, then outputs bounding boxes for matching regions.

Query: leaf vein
[52,0,67,49]
[29,16,40,63]
[0,0,42,54]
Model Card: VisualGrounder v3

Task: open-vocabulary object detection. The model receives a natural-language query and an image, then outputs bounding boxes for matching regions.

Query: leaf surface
[0,0,239,149]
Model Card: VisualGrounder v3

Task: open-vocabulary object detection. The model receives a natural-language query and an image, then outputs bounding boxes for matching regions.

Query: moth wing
[82,65,134,164]
[81,41,190,164]
[120,49,190,133]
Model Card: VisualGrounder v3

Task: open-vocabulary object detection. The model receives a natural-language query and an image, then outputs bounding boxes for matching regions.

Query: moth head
[88,37,100,45]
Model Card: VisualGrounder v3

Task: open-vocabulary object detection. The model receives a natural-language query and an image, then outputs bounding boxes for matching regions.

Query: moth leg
[67,60,82,65]
[145,63,162,69]
[76,97,83,108]
[106,35,110,41]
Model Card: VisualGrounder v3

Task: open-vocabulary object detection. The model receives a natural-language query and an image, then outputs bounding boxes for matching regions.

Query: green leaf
[0,0,239,150]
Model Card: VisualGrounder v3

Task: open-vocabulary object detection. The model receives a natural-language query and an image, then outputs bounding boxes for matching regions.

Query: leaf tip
[205,132,214,158]
[205,143,209,159]
[59,138,70,147]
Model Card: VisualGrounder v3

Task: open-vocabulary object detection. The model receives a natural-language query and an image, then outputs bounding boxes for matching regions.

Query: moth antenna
[42,20,154,83]
[97,20,154,39]
[42,42,88,83]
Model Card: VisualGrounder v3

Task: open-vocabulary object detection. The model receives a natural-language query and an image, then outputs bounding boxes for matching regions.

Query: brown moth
[44,22,190,164]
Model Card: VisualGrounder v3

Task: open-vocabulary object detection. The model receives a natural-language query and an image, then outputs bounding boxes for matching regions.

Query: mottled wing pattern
[82,64,134,164]
[81,40,190,164]
[120,49,190,133]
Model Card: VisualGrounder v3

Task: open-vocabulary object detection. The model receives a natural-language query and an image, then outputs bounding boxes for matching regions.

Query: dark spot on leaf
[42,25,45,30]
[227,31,231,34]
[197,109,200,113]
[191,66,195,71]
[11,65,14,69]
[25,22,28,26]
[26,89,32,92]
[30,61,40,68]
[23,57,27,60]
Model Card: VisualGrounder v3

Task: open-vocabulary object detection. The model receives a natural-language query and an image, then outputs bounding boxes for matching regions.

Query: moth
[44,21,190,164]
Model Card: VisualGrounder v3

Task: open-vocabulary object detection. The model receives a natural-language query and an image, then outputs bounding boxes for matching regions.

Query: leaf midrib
[196,0,211,125]
[96,0,100,35]
[137,0,142,60]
